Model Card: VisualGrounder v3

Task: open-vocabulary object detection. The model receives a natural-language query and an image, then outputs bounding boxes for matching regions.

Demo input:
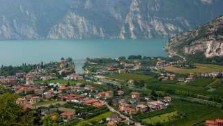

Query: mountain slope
[167,16,223,61]
[0,0,223,40]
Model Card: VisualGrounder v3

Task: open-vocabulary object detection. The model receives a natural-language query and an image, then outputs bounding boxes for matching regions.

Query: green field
[187,78,214,87]
[107,73,152,82]
[76,112,112,126]
[58,107,76,112]
[140,100,223,126]
[146,77,223,99]
[163,63,223,74]
[33,100,57,106]
[207,79,222,88]
[142,111,177,124]
[33,100,65,108]
[170,100,223,126]
[154,82,223,98]
[34,79,84,85]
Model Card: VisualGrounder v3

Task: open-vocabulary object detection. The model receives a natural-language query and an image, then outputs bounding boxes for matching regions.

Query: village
[0,56,223,126]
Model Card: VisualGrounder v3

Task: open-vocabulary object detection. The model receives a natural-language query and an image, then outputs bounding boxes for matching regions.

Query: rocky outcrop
[47,13,105,39]
[119,0,189,39]
[0,14,39,40]
[167,16,223,58]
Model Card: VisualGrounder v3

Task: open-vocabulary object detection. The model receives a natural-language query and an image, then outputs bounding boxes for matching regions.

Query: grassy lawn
[142,111,177,124]
[163,63,223,74]
[34,100,57,106]
[58,107,76,112]
[170,100,223,126]
[107,73,152,82]
[76,112,112,126]
[33,100,65,108]
[35,79,84,85]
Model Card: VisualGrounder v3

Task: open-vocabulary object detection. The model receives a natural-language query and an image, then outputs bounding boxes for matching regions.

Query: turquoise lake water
[0,39,167,73]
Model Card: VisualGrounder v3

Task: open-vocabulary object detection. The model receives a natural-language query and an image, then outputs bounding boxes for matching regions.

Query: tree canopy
[0,92,34,126]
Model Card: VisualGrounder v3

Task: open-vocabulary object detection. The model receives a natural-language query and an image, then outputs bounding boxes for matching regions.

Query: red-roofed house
[92,101,104,108]
[59,94,85,102]
[43,90,54,99]
[82,98,98,105]
[147,101,165,111]
[131,92,140,99]
[30,96,41,104]
[61,111,75,121]
[205,119,223,126]
[0,76,17,84]
[96,91,114,99]
[136,104,148,112]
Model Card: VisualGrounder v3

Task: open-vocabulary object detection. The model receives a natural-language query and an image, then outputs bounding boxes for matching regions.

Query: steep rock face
[0,0,223,40]
[167,16,223,58]
[47,12,105,39]
[119,0,189,39]
[0,11,39,39]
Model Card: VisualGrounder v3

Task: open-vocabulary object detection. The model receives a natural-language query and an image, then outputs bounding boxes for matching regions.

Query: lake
[0,39,167,73]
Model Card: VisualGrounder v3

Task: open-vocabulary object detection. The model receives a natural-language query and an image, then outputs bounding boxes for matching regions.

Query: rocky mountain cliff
[167,16,223,59]
[0,0,223,40]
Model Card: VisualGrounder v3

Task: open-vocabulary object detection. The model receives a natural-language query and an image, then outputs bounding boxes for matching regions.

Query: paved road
[103,101,143,126]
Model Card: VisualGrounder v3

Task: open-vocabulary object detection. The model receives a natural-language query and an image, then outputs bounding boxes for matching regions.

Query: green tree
[118,56,126,61]
[0,93,22,125]
[67,57,73,62]
[0,92,35,126]
[43,113,59,126]
[17,111,35,126]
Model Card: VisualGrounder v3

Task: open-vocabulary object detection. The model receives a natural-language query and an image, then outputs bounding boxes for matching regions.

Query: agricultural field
[142,111,177,124]
[163,63,223,74]
[34,79,84,85]
[136,100,223,126]
[33,100,65,108]
[170,100,223,126]
[76,112,112,126]
[108,73,223,98]
[137,72,223,98]
[107,73,153,82]
[148,78,223,98]
[187,78,214,87]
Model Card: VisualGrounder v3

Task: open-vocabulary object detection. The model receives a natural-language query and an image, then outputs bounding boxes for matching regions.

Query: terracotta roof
[131,92,140,94]
[61,111,75,116]
[83,98,98,104]
[93,101,104,107]
[216,119,223,123]
[205,119,223,126]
